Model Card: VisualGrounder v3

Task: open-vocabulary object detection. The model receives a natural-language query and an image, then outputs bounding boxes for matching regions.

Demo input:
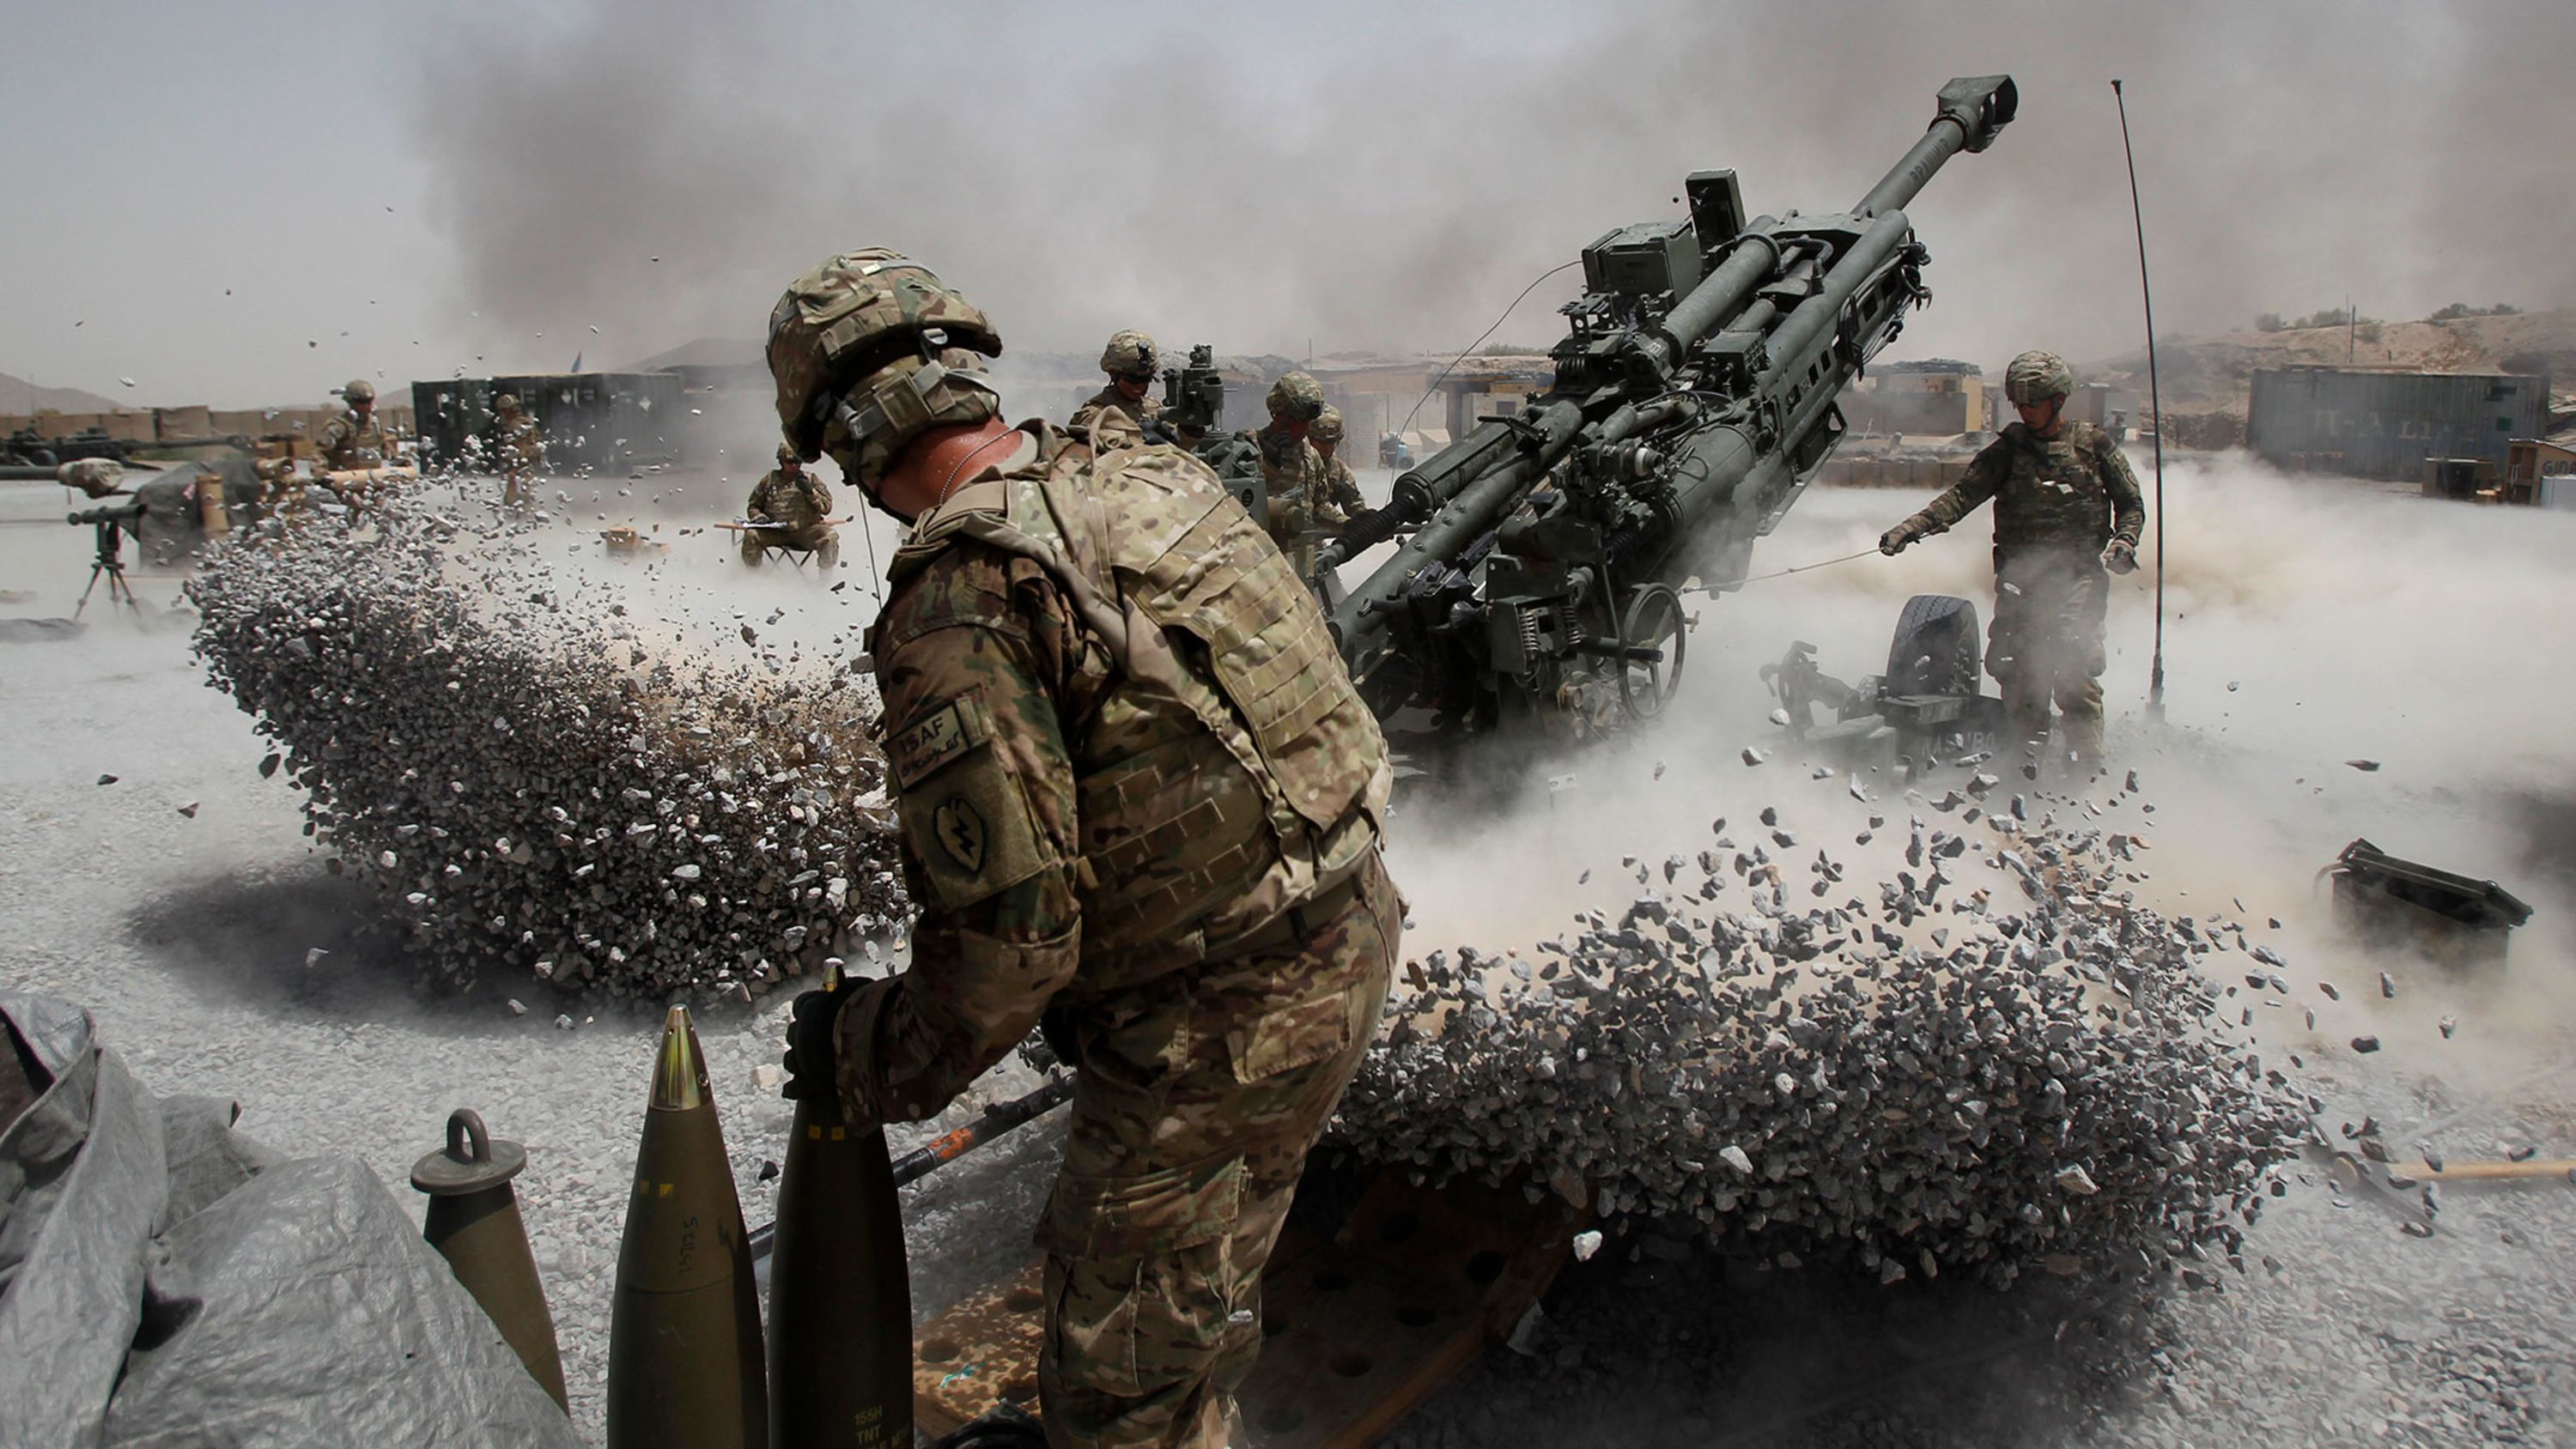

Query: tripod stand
[75,519,140,620]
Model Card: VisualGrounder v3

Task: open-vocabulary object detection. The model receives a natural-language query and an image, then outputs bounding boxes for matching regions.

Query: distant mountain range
[0,371,125,415]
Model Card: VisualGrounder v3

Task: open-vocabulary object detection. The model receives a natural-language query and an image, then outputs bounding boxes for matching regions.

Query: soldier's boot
[813,534,841,571]
[739,537,767,568]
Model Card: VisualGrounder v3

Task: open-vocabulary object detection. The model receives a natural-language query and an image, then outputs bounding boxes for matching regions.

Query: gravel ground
[7,458,2576,1446]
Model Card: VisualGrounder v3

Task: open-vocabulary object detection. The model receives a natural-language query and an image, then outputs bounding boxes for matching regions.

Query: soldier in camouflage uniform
[313,378,390,473]
[493,392,542,507]
[1240,372,1335,589]
[1067,330,1164,448]
[740,442,839,568]
[1880,350,2144,767]
[1309,405,1366,529]
[768,250,1398,1449]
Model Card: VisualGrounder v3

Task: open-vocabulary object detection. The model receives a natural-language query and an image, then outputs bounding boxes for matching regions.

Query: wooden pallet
[914,1170,1580,1445]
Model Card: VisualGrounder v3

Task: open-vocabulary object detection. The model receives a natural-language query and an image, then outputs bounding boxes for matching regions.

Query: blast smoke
[410,0,2576,382]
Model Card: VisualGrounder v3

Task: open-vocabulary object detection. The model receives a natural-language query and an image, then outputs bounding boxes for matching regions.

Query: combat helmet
[767,247,1005,484]
[2003,350,2073,405]
[1311,404,1346,446]
[495,392,521,410]
[775,441,799,464]
[1099,330,1157,381]
[1267,371,1324,423]
[343,378,377,404]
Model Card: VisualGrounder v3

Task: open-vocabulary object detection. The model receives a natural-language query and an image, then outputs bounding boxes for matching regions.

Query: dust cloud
[410,1,2574,379]
[1385,451,2576,1107]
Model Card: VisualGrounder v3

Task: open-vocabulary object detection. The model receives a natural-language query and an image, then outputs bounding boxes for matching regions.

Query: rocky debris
[185,502,904,998]
[1334,791,2311,1289]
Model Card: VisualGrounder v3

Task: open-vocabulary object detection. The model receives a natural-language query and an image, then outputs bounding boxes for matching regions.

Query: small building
[2249,367,2550,481]
[1839,360,1989,437]
[2505,437,2576,509]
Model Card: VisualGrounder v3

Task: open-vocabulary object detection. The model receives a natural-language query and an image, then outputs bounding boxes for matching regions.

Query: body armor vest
[1987,420,2123,558]
[884,426,1388,979]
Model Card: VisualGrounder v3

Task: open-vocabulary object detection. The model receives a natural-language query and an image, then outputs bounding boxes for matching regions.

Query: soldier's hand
[2102,539,2139,575]
[1878,523,1917,556]
[781,982,846,1102]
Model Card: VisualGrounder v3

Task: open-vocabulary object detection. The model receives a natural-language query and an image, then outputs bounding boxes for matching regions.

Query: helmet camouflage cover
[2004,349,2074,405]
[1098,329,1157,380]
[1311,404,1345,445]
[343,378,376,403]
[1267,370,1324,422]
[495,392,521,410]
[767,247,1004,481]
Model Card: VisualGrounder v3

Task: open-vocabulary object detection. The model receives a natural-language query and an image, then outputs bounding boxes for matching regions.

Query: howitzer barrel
[1856,75,2017,216]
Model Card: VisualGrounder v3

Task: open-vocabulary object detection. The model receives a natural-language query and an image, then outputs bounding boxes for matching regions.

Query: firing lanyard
[1687,547,1880,594]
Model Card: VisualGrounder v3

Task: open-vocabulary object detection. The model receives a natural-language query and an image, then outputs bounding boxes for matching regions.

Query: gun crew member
[314,378,390,472]
[1878,349,2144,769]
[1068,329,1164,448]
[1242,371,1335,586]
[494,392,542,507]
[740,442,839,567]
[769,249,1396,1449]
[1309,405,1366,527]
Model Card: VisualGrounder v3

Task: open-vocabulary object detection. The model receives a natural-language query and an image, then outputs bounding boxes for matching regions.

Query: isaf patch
[887,694,986,786]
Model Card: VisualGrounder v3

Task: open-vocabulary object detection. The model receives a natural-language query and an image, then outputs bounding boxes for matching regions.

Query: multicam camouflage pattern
[1243,425,1338,581]
[1264,371,1323,422]
[1908,420,2144,558]
[1990,549,2108,752]
[2003,349,2074,405]
[342,378,376,404]
[1068,384,1163,448]
[315,405,391,471]
[742,466,836,566]
[1041,855,1397,1448]
[831,419,1393,1446]
[1318,452,1364,522]
[1098,330,1158,380]
[1309,404,1345,446]
[1896,419,2142,749]
[767,248,1005,473]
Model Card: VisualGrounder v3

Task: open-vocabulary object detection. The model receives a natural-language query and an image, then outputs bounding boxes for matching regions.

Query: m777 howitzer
[1322,75,2017,741]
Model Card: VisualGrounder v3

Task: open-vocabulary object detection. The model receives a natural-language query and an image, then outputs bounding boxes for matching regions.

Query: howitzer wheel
[1616,583,1687,723]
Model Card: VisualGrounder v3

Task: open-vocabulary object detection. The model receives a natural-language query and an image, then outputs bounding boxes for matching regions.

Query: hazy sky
[3,0,2568,410]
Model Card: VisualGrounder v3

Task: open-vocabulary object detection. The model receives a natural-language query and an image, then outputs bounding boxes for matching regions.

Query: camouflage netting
[1334,784,2316,1288]
[186,506,904,997]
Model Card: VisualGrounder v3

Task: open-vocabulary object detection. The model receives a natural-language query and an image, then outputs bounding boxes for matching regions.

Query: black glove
[780,979,848,1103]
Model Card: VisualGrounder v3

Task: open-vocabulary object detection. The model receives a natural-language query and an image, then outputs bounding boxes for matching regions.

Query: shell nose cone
[651,1003,708,1111]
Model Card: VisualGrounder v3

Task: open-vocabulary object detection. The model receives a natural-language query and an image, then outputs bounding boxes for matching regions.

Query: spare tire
[1883,594,1980,697]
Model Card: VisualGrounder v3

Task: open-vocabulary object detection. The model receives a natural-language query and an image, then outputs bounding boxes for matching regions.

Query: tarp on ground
[0,989,579,1448]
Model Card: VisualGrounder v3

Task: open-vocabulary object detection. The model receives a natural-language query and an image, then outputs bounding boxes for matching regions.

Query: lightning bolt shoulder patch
[887,689,1054,907]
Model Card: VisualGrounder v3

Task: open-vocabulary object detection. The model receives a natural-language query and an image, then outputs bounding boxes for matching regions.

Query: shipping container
[2249,367,2551,481]
[410,372,686,473]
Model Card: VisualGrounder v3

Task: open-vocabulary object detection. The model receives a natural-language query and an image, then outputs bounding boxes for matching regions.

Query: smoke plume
[411,0,2576,379]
